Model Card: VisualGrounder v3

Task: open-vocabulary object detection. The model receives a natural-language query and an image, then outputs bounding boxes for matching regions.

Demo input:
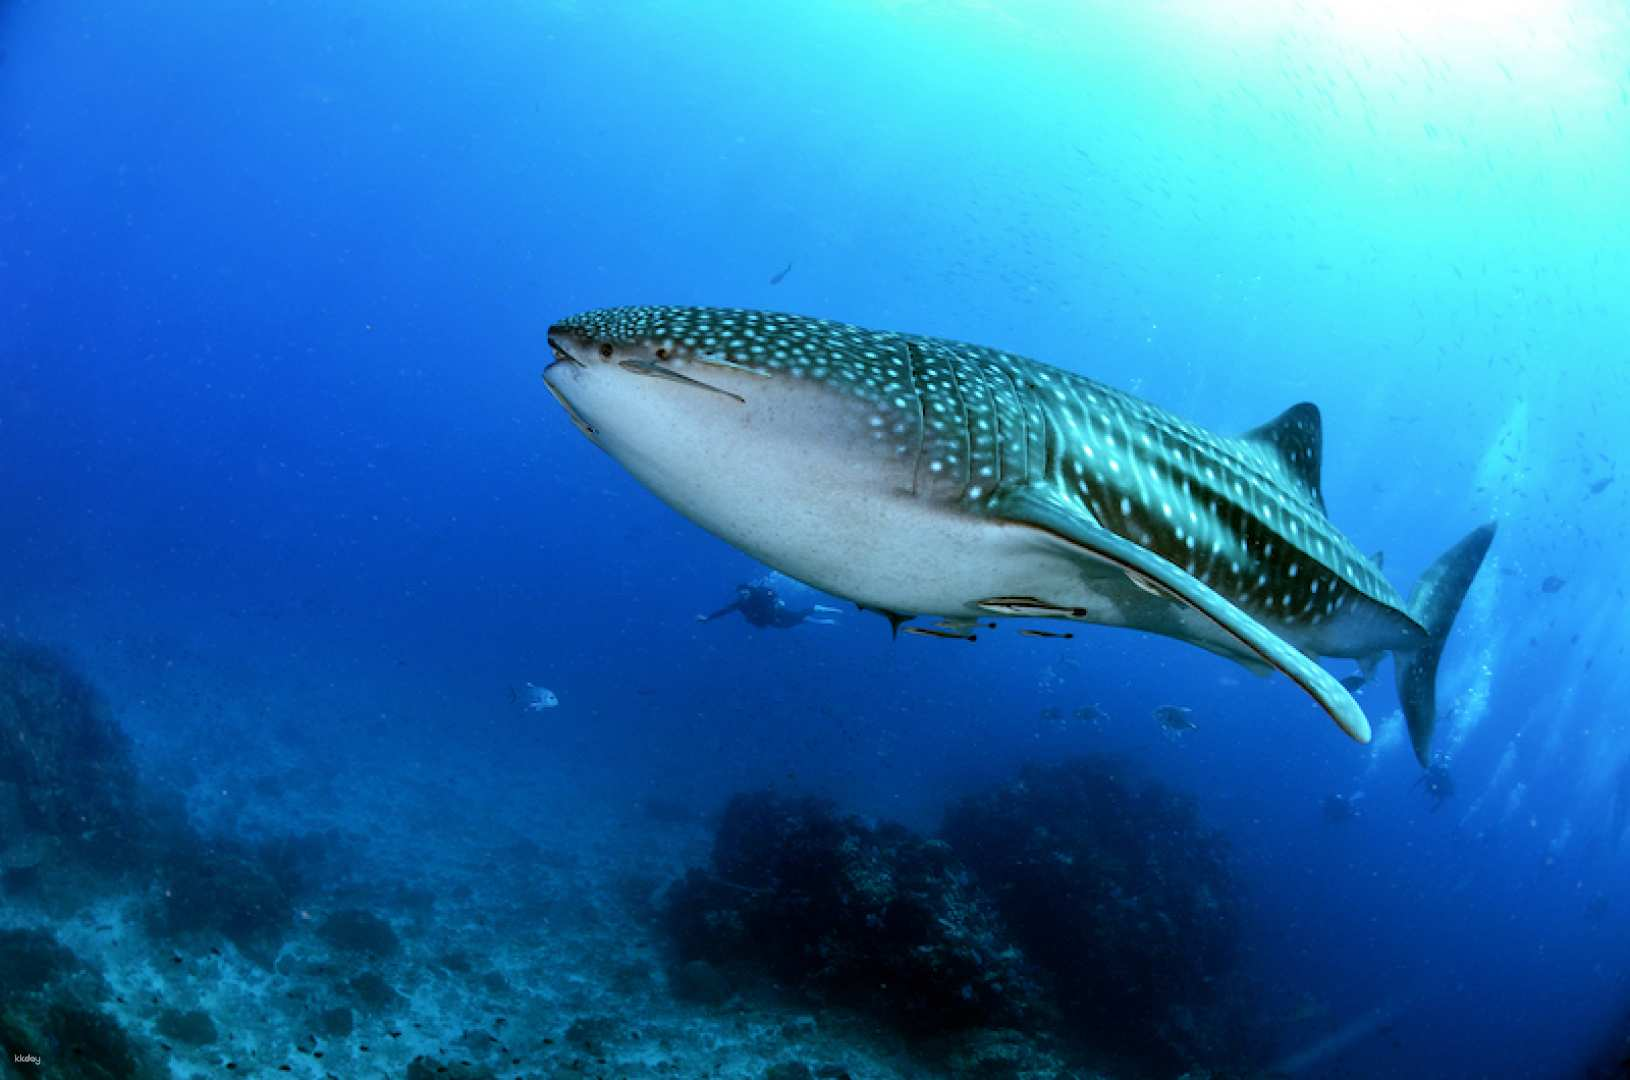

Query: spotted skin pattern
[552,304,1419,650]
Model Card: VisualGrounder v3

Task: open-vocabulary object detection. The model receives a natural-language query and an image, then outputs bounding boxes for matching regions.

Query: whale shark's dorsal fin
[1243,402,1325,511]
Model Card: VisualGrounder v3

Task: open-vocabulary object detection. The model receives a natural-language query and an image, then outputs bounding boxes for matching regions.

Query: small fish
[1020,628,1075,639]
[1589,477,1614,495]
[1154,705,1197,732]
[1073,705,1107,724]
[523,683,559,710]
[769,260,794,285]
[1541,576,1566,594]
[904,625,976,641]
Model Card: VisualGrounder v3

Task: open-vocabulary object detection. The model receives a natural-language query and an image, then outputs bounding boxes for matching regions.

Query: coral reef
[941,755,1257,1070]
[664,791,1043,1035]
[940,1027,1079,1079]
[661,766,1261,1070]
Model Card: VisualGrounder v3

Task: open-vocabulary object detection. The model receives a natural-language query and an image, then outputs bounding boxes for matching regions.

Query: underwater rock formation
[941,755,1256,1070]
[347,970,406,1013]
[0,927,161,1079]
[1584,1006,1630,1078]
[0,635,347,970]
[154,1007,218,1047]
[0,639,145,881]
[142,835,303,964]
[0,928,85,998]
[142,816,343,965]
[664,791,1042,1035]
[317,907,401,958]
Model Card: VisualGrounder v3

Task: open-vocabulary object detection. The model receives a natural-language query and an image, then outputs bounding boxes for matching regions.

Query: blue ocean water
[3,2,1628,1077]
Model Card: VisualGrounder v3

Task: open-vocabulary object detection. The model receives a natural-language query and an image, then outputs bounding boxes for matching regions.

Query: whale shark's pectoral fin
[997,488,1372,743]
[858,604,914,637]
[1224,651,1276,678]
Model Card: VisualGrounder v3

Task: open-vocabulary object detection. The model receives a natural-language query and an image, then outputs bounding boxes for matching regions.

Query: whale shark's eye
[599,343,614,359]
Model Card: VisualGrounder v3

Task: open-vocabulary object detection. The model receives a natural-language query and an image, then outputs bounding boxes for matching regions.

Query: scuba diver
[698,577,840,630]
[1414,756,1456,812]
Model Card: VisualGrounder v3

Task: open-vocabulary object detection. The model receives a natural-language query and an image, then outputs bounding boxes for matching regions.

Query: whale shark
[543,305,1494,763]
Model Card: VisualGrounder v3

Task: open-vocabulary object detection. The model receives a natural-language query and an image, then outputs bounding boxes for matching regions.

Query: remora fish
[543,306,1494,763]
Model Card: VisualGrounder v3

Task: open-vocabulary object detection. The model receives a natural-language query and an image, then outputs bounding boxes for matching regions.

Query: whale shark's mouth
[542,339,596,437]
[546,337,586,369]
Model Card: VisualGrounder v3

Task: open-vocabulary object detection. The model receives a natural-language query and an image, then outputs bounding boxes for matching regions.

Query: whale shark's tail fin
[1395,523,1497,766]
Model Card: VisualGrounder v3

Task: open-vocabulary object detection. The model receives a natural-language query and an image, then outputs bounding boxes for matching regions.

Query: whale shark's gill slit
[944,349,973,490]
[695,351,772,378]
[1040,398,1060,482]
[1022,378,1046,483]
[904,341,929,497]
[997,366,1029,482]
[984,363,1005,492]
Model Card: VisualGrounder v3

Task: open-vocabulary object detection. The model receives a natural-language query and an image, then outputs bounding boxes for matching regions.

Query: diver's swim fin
[1394,523,1496,766]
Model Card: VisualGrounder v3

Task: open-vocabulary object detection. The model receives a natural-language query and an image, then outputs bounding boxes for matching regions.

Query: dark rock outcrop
[942,755,1257,1070]
[0,639,145,877]
[665,791,1042,1034]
